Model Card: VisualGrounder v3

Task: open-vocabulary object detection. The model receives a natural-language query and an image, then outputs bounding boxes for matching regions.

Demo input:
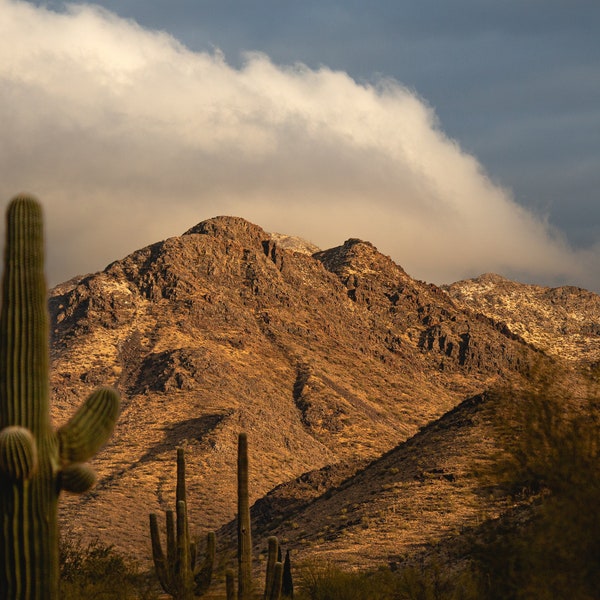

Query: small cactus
[150,447,216,599]
[0,195,120,599]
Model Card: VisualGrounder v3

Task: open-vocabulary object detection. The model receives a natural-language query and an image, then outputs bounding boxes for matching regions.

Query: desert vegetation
[467,363,600,599]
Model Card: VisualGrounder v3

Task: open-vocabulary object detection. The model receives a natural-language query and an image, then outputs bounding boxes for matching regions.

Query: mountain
[47,216,596,569]
[444,273,600,363]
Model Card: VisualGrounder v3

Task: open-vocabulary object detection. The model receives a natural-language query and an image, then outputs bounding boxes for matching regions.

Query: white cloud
[0,0,597,291]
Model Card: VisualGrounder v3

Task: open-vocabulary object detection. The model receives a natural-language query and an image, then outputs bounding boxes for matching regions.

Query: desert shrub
[295,561,479,600]
[394,563,480,600]
[59,537,157,599]
[296,562,396,600]
[472,363,600,599]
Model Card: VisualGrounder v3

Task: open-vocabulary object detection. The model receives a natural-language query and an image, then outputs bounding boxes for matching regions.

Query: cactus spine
[150,447,215,599]
[0,195,120,599]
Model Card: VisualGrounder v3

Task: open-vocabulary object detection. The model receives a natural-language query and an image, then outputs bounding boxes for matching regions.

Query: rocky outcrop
[445,273,600,363]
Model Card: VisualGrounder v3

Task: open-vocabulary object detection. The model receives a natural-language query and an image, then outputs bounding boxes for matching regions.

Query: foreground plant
[0,196,120,599]
[149,447,216,599]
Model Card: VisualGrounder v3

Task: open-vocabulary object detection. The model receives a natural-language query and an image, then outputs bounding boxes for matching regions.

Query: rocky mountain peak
[267,232,320,256]
[446,274,600,362]
[184,215,269,249]
[315,238,405,279]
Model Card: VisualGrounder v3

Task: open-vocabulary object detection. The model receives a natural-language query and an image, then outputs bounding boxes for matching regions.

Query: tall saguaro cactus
[231,433,288,600]
[0,195,120,599]
[149,447,216,599]
[237,432,253,600]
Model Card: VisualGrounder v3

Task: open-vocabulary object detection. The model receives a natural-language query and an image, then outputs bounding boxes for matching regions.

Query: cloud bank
[1,0,597,291]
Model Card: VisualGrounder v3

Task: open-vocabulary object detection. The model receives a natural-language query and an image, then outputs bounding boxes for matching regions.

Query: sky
[1,0,599,292]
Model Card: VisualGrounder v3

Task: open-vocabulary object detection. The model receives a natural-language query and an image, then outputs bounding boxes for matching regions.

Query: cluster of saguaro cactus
[149,447,216,599]
[225,433,293,600]
[263,537,293,599]
[0,196,120,599]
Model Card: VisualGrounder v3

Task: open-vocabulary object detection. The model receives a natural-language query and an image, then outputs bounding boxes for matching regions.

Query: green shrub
[59,537,158,599]
[394,563,480,600]
[296,562,395,600]
[472,363,600,599]
[295,561,479,600]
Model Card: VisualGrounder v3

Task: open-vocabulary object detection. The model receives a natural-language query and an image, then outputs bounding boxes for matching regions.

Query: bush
[472,363,600,599]
[394,563,480,600]
[295,561,479,600]
[59,537,157,599]
[296,562,396,600]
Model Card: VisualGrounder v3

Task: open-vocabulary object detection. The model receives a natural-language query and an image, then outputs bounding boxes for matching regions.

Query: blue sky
[2,0,599,291]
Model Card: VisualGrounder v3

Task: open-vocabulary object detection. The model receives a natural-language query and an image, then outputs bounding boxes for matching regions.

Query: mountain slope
[47,217,557,562]
[253,392,504,570]
[445,273,600,363]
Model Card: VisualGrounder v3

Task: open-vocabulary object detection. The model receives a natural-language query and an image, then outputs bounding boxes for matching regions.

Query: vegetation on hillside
[59,538,155,599]
[469,363,600,599]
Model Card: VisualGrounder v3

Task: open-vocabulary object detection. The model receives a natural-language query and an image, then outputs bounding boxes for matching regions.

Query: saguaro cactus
[230,434,288,600]
[0,195,120,599]
[264,536,279,600]
[225,569,236,600]
[149,447,216,599]
[237,432,253,600]
[282,550,294,599]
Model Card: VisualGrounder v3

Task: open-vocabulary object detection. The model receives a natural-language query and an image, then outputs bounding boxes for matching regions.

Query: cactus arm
[0,426,38,480]
[60,463,97,493]
[150,513,177,596]
[176,500,193,599]
[57,387,120,463]
[165,509,177,589]
[268,562,283,600]
[190,541,197,571]
[194,531,216,595]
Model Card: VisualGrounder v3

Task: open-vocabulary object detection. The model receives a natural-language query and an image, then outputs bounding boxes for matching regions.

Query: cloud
[0,0,597,291]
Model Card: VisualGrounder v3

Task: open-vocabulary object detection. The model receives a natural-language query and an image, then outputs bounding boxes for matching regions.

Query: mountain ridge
[445,272,600,363]
[46,216,597,568]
